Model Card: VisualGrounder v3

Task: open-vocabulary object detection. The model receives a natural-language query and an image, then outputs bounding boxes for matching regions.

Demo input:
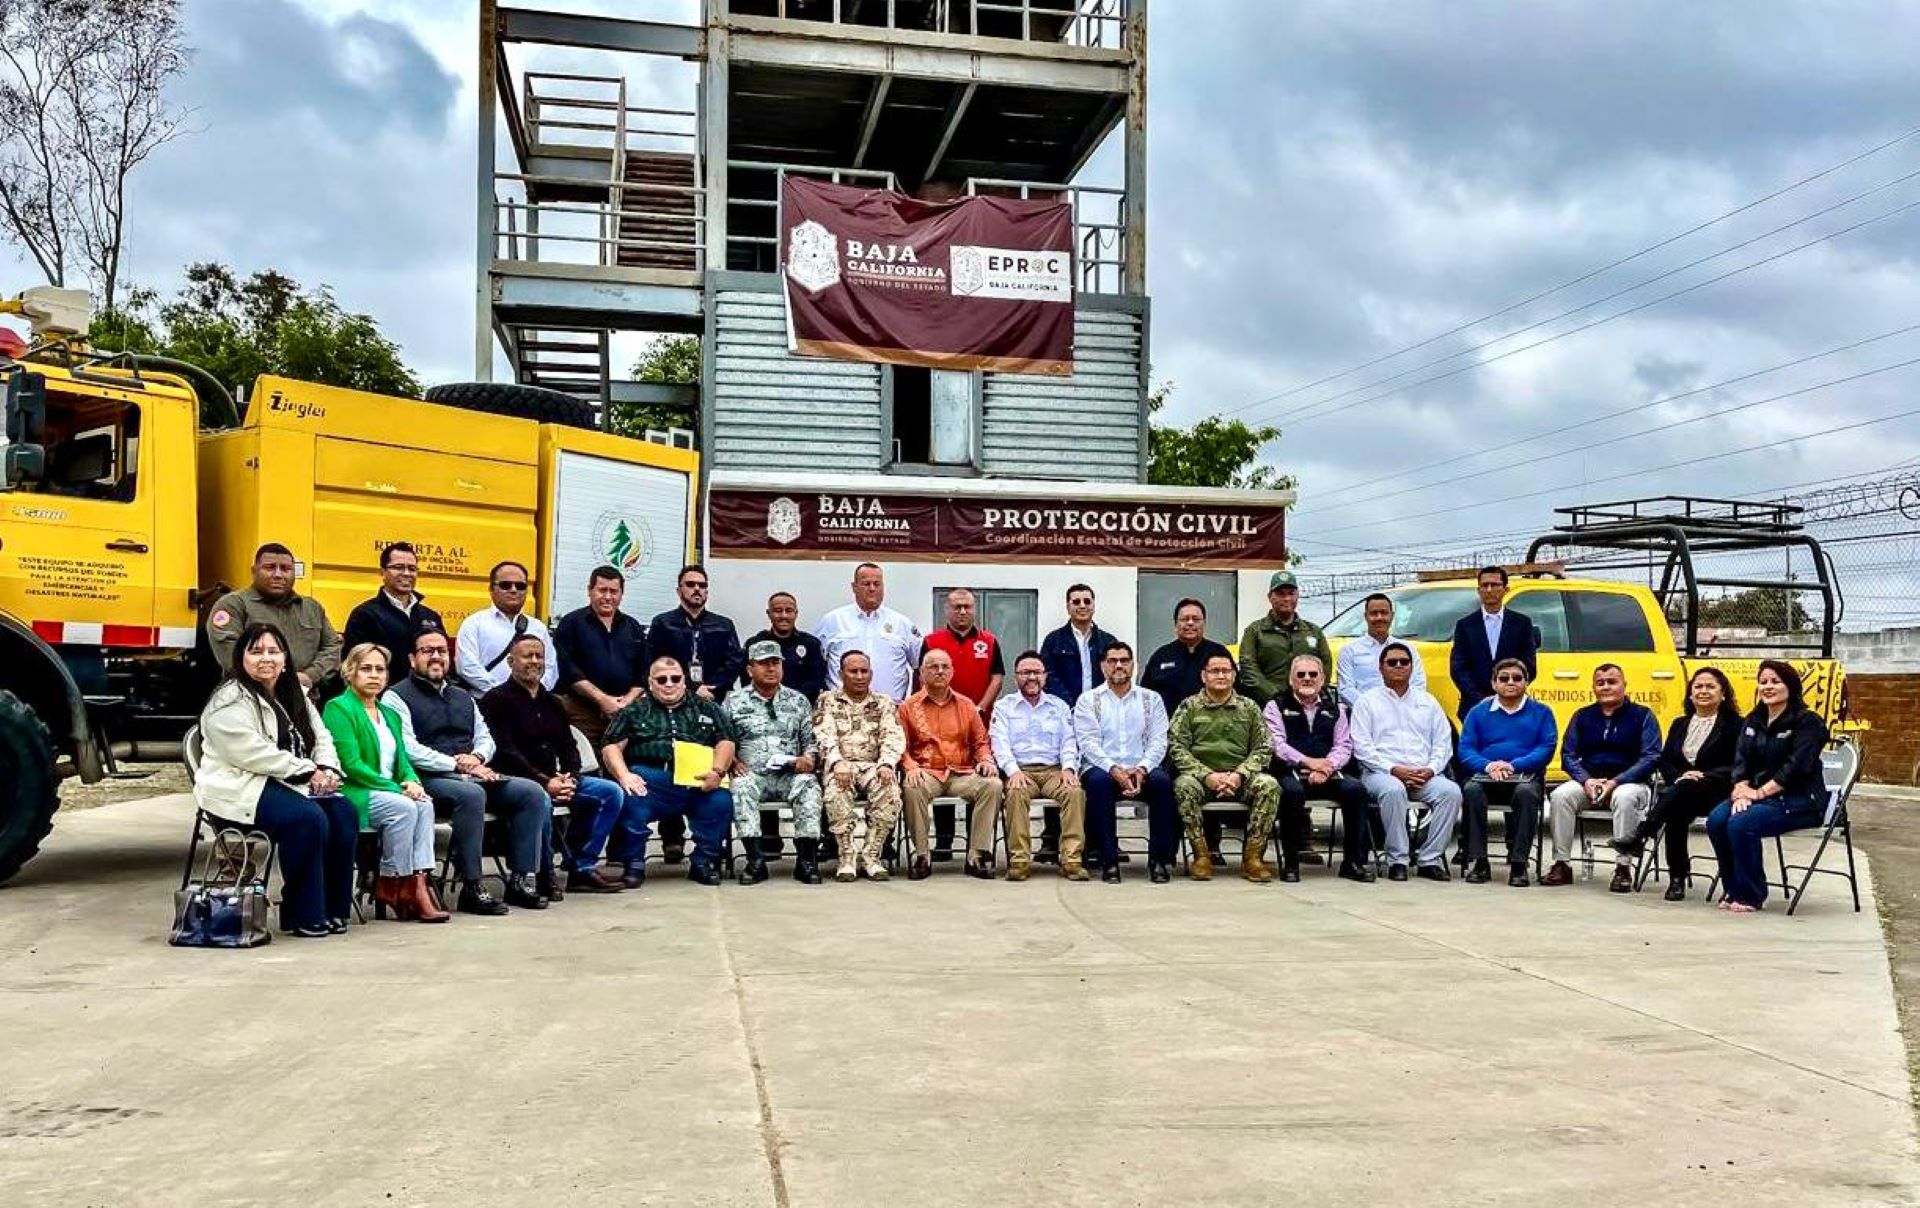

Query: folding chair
[1783,738,1863,915]
[178,725,281,895]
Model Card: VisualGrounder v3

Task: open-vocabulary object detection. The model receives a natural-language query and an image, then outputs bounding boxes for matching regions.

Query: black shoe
[1664,879,1686,902]
[1464,860,1492,885]
[793,839,822,885]
[1035,846,1060,866]
[325,917,349,935]
[909,855,932,881]
[504,876,548,910]
[687,861,722,886]
[458,883,511,916]
[1280,862,1301,884]
[965,853,996,880]
[568,868,625,894]
[1102,865,1123,884]
[1509,867,1530,888]
[1416,863,1451,883]
[621,865,647,890]
[1387,864,1409,882]
[289,923,331,938]
[1337,861,1376,884]
[1149,862,1171,884]
[661,842,686,866]
[739,853,771,886]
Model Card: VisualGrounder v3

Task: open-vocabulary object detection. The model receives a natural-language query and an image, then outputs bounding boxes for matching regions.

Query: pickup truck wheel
[423,382,598,430]
[0,689,59,885]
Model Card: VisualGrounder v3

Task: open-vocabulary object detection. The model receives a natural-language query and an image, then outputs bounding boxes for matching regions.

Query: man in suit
[1448,566,1538,720]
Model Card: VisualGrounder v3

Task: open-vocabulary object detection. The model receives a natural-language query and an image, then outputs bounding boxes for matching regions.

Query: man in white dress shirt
[1074,642,1178,884]
[1351,640,1461,883]
[1335,593,1427,701]
[455,560,558,693]
[989,651,1088,882]
[816,562,923,703]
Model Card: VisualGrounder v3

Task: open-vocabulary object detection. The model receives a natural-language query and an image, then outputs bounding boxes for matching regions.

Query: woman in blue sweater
[1456,657,1558,886]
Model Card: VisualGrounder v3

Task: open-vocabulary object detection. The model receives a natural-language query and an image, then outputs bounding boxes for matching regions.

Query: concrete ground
[2,790,1917,1207]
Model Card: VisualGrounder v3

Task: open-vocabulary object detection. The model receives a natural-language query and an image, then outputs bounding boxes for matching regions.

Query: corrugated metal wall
[708,287,1144,480]
[982,306,1143,481]
[709,289,885,471]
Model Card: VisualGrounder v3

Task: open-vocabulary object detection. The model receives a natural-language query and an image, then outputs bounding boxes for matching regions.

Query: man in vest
[1265,654,1374,883]
[920,588,1005,861]
[384,628,555,913]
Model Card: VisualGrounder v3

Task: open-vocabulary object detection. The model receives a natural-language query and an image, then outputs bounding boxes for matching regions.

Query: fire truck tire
[423,382,597,430]
[0,689,59,886]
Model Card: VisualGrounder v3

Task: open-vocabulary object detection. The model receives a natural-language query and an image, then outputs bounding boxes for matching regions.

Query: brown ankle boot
[1242,847,1274,884]
[374,875,416,921]
[410,872,451,923]
[1187,823,1213,880]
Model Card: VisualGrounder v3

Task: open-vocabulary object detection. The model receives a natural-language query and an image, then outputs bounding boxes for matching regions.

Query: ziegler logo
[266,391,327,420]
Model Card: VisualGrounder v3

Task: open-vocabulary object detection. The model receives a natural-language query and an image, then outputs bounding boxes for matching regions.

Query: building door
[932,586,1037,658]
[1137,571,1238,648]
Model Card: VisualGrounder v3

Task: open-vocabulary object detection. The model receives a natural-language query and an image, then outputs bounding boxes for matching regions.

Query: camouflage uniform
[814,688,907,865]
[726,684,824,840]
[1170,692,1282,870]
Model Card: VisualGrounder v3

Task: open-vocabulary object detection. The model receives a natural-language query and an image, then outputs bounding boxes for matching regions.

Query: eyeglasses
[389,564,418,574]
[494,581,528,592]
[652,674,684,684]
[1494,673,1525,683]
[1382,658,1413,667]
[1015,668,1045,676]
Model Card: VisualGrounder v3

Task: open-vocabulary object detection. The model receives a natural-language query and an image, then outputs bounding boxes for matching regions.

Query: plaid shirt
[604,693,735,770]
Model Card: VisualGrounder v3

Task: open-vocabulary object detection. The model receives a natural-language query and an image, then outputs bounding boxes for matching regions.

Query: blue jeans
[244,781,357,931]
[1705,792,1824,906]
[618,765,733,872]
[1083,766,1177,867]
[566,775,634,871]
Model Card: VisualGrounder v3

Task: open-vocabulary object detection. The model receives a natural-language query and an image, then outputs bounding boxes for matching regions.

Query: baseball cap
[747,639,783,662]
[1268,570,1299,591]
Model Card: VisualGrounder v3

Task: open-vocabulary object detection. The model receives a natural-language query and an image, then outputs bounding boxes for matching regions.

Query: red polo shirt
[923,626,1003,711]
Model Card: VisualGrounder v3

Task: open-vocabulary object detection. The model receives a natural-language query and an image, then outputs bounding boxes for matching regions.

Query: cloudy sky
[8,0,1917,622]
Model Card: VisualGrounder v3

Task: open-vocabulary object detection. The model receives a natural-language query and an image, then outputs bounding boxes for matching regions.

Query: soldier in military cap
[728,639,825,885]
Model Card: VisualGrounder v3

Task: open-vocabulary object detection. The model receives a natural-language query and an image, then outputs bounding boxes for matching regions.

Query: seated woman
[195,622,356,939]
[1706,660,1831,914]
[1616,667,1741,901]
[321,642,448,923]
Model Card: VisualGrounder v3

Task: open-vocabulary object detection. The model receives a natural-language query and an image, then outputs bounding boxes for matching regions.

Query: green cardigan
[320,692,419,824]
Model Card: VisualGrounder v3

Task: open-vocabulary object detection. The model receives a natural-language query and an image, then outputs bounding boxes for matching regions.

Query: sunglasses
[1293,670,1322,679]
[652,674,684,684]
[683,582,710,591]
[1495,673,1525,683]
[494,581,529,592]
[1382,658,1412,667]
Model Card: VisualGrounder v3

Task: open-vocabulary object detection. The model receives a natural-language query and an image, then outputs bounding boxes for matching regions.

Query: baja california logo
[785,221,841,293]
[767,496,803,545]
[951,245,986,296]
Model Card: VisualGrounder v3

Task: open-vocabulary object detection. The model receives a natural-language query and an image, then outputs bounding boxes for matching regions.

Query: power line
[1296,345,1920,516]
[1300,323,1920,509]
[1301,401,1920,539]
[1255,189,1920,431]
[1212,123,1920,420]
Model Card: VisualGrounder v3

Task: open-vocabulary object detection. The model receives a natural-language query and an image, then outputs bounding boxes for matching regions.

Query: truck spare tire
[0,689,59,885]
[423,382,598,430]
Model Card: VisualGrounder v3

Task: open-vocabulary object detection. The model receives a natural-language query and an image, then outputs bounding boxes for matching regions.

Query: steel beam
[476,0,500,379]
[852,74,893,168]
[923,81,977,183]
[499,8,703,58]
[1122,0,1148,294]
[728,27,1128,93]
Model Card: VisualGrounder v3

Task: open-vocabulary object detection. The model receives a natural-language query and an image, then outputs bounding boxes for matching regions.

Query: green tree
[1684,587,1814,632]
[607,518,637,568]
[88,262,420,398]
[1145,380,1294,491]
[608,333,699,437]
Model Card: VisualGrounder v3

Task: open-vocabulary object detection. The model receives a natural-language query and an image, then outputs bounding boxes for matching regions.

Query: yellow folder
[672,741,724,787]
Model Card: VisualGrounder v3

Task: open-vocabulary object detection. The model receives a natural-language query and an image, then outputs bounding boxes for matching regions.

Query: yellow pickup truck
[1324,501,1849,760]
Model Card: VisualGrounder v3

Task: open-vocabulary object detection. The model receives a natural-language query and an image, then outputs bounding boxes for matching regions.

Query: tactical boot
[739,849,770,886]
[1061,859,1091,882]
[1241,847,1274,884]
[1006,860,1031,882]
[793,839,823,885]
[834,831,858,882]
[1187,823,1214,880]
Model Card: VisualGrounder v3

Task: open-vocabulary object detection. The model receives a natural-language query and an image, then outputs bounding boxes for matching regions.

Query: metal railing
[967,177,1125,293]
[742,0,1129,50]
[494,73,705,271]
[725,160,897,271]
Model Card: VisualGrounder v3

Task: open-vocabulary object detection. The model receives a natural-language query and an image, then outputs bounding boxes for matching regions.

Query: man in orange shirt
[899,647,1003,881]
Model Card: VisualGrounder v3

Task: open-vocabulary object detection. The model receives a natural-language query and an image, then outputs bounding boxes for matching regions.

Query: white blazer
[193,680,340,825]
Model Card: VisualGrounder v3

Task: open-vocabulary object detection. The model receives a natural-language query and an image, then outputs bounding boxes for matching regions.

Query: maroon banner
[711,489,1288,568]
[781,177,1075,376]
